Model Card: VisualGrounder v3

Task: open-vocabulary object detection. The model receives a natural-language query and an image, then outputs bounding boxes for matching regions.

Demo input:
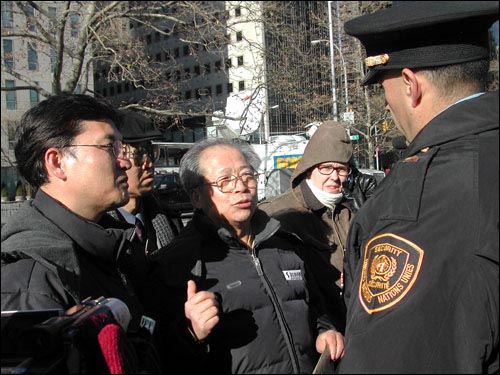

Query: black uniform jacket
[338,91,499,373]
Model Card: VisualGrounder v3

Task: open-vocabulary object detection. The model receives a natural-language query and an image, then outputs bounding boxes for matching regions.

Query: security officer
[338,2,499,373]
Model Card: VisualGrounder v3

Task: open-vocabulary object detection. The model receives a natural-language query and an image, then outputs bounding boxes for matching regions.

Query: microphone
[392,135,408,150]
[17,297,131,358]
[392,135,407,149]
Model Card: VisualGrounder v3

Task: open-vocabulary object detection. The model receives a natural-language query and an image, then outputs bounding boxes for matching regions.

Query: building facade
[1,1,93,198]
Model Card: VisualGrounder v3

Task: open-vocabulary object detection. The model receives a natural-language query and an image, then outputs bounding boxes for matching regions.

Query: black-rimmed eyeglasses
[317,164,351,177]
[124,144,160,166]
[205,171,260,193]
[64,140,126,159]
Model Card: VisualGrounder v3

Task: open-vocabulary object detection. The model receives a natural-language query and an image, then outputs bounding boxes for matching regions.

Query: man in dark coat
[1,94,160,373]
[337,2,499,373]
[148,138,344,374]
[108,110,182,255]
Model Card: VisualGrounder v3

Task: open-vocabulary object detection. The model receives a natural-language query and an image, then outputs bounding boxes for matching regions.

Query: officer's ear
[402,68,422,108]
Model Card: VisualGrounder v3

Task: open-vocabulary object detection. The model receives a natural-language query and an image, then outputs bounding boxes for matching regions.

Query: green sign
[350,134,360,141]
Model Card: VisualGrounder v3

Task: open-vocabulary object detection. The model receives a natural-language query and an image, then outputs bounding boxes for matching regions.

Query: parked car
[153,172,193,214]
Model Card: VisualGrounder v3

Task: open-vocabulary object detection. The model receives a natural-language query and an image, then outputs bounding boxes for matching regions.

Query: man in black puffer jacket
[148,138,344,374]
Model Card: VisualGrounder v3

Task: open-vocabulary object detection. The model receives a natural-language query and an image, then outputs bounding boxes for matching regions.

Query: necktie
[135,217,145,242]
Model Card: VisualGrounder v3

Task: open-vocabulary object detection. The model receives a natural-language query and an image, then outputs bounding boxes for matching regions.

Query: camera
[1,297,130,374]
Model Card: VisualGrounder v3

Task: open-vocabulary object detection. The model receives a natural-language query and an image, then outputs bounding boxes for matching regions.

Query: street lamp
[311,1,349,122]
[311,39,349,120]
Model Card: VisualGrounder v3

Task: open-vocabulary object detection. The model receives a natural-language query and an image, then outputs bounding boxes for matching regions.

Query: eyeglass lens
[127,145,159,165]
[216,173,258,193]
[317,164,350,176]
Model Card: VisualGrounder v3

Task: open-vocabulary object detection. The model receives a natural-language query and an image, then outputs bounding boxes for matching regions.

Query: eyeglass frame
[203,170,260,193]
[64,140,126,159]
[123,144,160,166]
[316,163,351,177]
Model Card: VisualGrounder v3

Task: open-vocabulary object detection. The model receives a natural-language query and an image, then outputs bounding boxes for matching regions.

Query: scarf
[306,179,343,209]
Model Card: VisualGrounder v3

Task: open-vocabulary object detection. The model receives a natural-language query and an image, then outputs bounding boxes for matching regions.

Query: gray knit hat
[291,121,352,187]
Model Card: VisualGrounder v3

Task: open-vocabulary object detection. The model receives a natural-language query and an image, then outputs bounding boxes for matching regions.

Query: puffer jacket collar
[192,208,282,250]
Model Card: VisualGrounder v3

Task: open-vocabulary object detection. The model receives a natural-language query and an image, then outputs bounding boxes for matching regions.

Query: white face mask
[306,179,344,209]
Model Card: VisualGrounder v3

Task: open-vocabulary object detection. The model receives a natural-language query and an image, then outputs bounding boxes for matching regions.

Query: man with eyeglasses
[108,110,182,255]
[147,138,344,374]
[260,121,377,333]
[1,93,161,372]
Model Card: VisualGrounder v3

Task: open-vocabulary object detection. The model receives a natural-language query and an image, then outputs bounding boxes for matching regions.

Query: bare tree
[2,1,497,170]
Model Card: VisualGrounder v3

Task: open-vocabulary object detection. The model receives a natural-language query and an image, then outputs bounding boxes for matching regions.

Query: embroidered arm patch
[359,233,424,314]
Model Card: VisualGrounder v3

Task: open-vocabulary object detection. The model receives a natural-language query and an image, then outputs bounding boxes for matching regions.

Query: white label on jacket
[283,270,303,281]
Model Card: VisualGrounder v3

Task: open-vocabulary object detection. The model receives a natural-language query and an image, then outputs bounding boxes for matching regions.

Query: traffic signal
[381,120,389,133]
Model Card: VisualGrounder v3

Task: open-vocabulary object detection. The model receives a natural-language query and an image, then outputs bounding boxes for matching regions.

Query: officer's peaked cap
[117,110,162,143]
[344,1,499,85]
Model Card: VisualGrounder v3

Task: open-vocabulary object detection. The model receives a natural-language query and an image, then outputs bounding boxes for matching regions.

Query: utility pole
[327,1,338,122]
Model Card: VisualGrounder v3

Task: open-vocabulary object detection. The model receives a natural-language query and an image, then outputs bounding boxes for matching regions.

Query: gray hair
[179,138,261,192]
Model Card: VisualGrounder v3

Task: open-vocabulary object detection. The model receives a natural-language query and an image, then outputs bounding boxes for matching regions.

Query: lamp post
[311,1,349,122]
[311,39,349,118]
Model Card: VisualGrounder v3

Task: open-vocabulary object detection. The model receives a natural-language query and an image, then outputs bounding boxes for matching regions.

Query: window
[7,121,16,149]
[117,84,122,94]
[48,6,57,35]
[146,34,152,45]
[154,31,160,43]
[185,90,192,100]
[225,58,232,70]
[238,81,245,91]
[156,53,162,62]
[227,82,233,93]
[70,13,79,37]
[237,56,244,67]
[50,47,57,72]
[194,65,200,76]
[5,80,16,110]
[1,1,13,28]
[204,63,211,74]
[184,67,191,78]
[26,5,36,32]
[216,84,223,95]
[215,60,222,72]
[236,31,243,42]
[30,82,39,107]
[235,6,241,17]
[183,45,189,56]
[3,39,13,68]
[28,43,38,70]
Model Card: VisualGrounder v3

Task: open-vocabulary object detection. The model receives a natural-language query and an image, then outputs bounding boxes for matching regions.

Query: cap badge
[365,53,390,67]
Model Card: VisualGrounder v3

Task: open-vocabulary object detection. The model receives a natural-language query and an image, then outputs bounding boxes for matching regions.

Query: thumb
[187,280,197,300]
